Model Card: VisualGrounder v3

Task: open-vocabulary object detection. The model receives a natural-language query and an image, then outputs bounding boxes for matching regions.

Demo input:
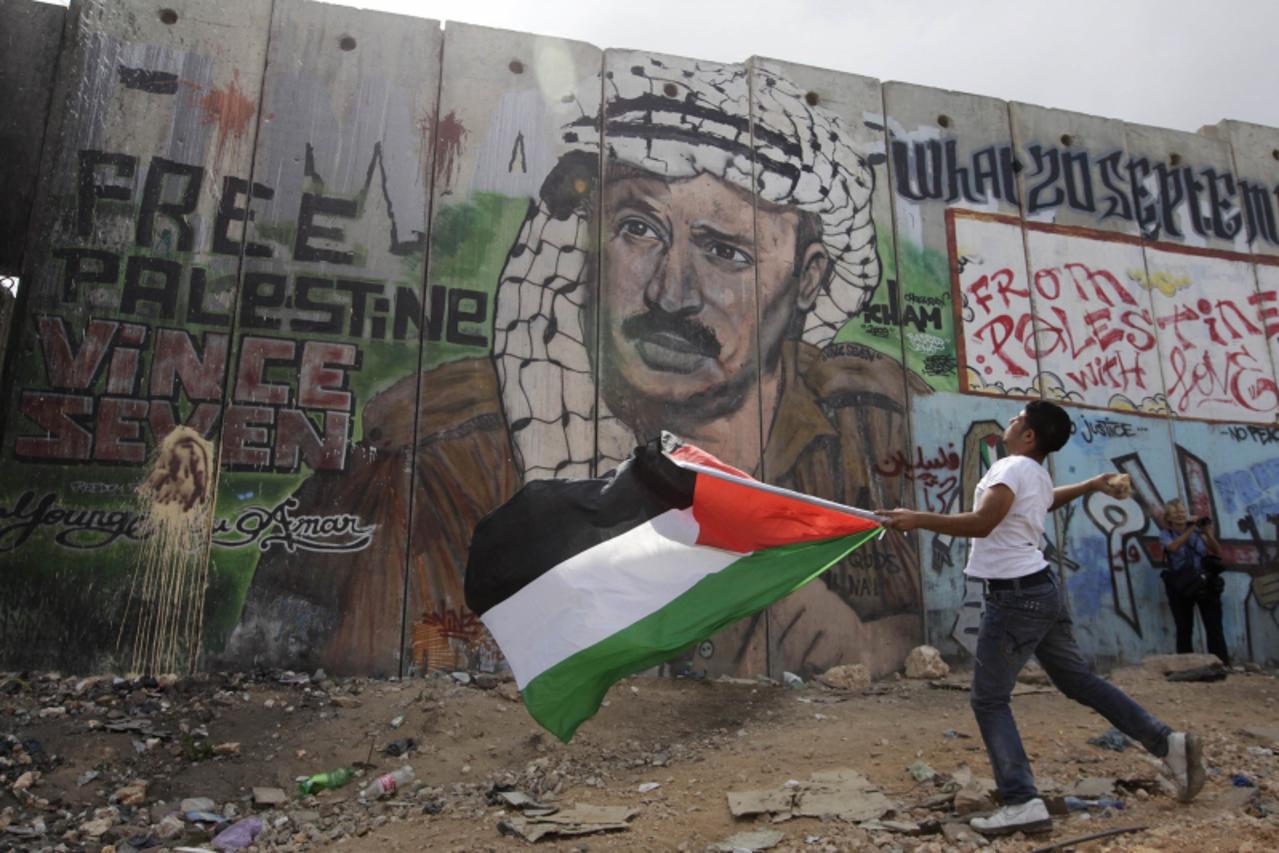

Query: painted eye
[620,218,658,239]
[707,242,751,264]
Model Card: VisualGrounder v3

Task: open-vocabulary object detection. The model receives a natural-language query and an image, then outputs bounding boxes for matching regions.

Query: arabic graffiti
[876,444,961,512]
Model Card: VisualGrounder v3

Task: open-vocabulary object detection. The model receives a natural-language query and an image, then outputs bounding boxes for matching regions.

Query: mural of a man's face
[596,171,828,417]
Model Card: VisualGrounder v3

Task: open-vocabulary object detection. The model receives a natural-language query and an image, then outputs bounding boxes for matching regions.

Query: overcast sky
[348,0,1279,133]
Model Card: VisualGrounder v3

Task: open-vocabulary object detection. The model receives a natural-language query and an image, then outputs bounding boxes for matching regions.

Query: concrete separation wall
[1,0,1277,676]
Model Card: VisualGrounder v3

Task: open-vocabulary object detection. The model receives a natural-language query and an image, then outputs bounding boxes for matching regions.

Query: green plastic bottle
[298,767,354,795]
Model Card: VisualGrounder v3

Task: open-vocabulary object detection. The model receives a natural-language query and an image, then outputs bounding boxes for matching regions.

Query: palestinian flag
[464,433,883,742]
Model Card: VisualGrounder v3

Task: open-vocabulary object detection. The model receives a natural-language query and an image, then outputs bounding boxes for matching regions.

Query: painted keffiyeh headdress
[492,56,881,481]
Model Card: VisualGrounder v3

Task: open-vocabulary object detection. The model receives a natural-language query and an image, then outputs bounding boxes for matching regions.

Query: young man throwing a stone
[881,400,1205,836]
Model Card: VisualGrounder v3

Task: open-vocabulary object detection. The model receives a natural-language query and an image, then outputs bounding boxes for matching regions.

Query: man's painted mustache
[620,309,722,358]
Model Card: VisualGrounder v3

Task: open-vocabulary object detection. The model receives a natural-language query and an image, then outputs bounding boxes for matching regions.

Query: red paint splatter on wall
[199,70,257,159]
[421,110,467,191]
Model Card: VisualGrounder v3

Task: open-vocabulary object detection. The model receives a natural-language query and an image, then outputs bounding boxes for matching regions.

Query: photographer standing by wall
[1159,499,1229,666]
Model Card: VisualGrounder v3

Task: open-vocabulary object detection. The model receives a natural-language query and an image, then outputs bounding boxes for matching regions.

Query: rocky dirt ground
[1,655,1278,853]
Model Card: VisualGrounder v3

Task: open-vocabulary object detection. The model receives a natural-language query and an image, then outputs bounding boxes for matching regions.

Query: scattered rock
[908,761,936,782]
[952,778,997,815]
[252,787,288,807]
[905,646,950,679]
[213,741,241,755]
[110,780,148,806]
[707,829,785,851]
[155,813,185,840]
[1167,665,1227,683]
[1070,777,1117,798]
[1239,725,1279,747]
[817,664,870,691]
[941,822,984,845]
[12,770,37,793]
[1141,653,1224,675]
[497,803,637,843]
[78,816,112,839]
[181,797,216,813]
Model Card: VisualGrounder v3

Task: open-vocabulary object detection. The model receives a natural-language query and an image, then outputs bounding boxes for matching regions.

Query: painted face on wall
[142,427,213,514]
[596,171,826,415]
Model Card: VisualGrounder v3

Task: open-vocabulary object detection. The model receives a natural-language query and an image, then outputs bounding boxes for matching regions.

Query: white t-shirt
[963,455,1054,580]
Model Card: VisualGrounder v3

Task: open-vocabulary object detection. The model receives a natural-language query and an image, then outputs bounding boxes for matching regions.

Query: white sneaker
[970,797,1052,836]
[1163,731,1205,802]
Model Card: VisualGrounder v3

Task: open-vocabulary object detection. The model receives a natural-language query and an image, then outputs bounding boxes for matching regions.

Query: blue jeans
[971,572,1172,805]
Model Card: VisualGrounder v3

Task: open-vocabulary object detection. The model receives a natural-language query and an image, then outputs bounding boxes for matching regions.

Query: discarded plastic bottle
[362,765,415,799]
[298,767,354,796]
[1064,795,1124,812]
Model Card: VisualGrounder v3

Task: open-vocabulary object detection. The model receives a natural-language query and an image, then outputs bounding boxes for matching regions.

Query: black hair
[1022,400,1073,455]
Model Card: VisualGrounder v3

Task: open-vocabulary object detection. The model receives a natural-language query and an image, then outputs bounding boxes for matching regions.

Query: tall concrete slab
[1009,104,1179,660]
[1164,418,1279,664]
[1210,121,1279,407]
[0,0,272,672]
[1049,408,1183,665]
[404,24,602,674]
[593,49,769,676]
[1010,103,1168,415]
[909,391,1024,657]
[1123,123,1279,663]
[1123,124,1278,425]
[212,1,442,677]
[883,83,1031,397]
[745,59,923,679]
[882,84,1032,656]
[0,0,65,274]
[1207,120,1279,260]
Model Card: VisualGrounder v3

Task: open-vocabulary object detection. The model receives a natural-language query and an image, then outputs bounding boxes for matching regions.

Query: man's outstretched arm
[1049,473,1123,512]
[880,484,1014,537]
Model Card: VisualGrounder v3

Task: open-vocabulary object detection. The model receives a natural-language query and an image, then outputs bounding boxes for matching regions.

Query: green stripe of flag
[521,529,882,742]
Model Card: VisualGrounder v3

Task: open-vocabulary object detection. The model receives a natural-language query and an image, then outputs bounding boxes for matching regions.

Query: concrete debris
[706,828,785,851]
[952,776,997,815]
[156,813,186,839]
[905,645,950,679]
[1239,725,1279,747]
[1070,776,1118,798]
[252,786,289,807]
[859,818,921,834]
[1167,665,1228,683]
[729,768,894,824]
[929,676,1052,696]
[1141,653,1224,675]
[941,821,984,845]
[497,803,638,842]
[727,787,798,818]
